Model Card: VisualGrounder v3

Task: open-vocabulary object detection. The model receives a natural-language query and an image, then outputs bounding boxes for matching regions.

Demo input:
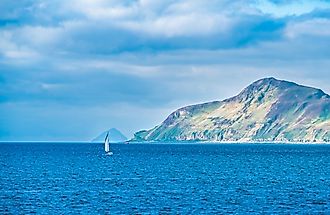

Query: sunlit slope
[134,77,330,142]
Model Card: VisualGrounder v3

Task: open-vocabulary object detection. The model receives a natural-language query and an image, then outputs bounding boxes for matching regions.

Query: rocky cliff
[133,77,330,143]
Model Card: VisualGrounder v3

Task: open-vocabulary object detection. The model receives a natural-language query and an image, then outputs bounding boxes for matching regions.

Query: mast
[104,132,110,152]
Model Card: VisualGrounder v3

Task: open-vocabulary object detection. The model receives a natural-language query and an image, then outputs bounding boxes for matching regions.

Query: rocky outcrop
[133,77,330,143]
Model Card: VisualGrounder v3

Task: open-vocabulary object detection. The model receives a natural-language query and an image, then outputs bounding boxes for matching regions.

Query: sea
[1,142,330,214]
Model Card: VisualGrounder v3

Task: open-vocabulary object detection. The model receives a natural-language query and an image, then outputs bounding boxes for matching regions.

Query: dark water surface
[1,143,330,214]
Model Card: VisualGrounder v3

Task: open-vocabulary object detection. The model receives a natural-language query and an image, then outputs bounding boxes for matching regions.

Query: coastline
[1,140,329,145]
[127,140,330,145]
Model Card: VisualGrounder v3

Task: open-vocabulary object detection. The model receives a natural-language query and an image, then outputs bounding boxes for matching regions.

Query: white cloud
[4,50,39,60]
[0,30,40,61]
[256,0,330,17]
[285,18,330,38]
[63,0,237,37]
[120,13,232,37]
[18,25,63,47]
[2,0,330,140]
[68,0,136,20]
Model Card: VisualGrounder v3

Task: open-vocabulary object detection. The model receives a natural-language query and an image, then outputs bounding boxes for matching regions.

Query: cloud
[256,0,330,17]
[1,0,330,140]
[285,18,330,38]
[0,0,287,57]
[120,13,232,37]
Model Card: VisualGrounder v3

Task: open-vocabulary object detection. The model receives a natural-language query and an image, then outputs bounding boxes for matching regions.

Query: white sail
[104,132,110,152]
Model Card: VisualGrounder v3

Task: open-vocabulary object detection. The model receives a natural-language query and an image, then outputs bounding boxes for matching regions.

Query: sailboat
[104,132,113,155]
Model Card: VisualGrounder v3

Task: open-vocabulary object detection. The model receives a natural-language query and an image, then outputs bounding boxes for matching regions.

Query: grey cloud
[1,0,330,141]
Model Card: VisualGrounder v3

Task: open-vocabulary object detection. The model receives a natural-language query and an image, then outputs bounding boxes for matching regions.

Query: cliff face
[134,77,330,142]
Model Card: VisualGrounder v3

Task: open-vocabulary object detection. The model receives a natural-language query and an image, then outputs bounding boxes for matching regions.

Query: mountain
[92,128,127,143]
[133,77,330,143]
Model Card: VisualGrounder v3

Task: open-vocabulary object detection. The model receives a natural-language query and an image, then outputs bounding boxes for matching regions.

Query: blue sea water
[1,142,330,214]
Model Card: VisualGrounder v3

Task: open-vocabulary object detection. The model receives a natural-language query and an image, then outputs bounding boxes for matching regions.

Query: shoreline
[1,140,329,145]
[128,141,330,145]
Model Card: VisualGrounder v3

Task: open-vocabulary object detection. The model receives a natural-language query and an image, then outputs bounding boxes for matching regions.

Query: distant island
[92,128,127,143]
[132,77,330,143]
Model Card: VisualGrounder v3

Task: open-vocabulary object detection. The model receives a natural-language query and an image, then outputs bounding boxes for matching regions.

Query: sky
[1,0,330,141]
